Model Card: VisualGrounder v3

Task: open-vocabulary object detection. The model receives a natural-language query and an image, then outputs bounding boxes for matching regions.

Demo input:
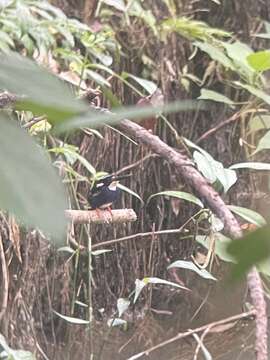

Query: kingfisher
[88,174,130,213]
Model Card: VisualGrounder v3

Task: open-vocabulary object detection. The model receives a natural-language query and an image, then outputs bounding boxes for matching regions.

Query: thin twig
[195,112,240,144]
[114,153,158,175]
[127,310,255,360]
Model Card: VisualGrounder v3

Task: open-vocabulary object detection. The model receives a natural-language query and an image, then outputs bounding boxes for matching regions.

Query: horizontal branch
[65,209,137,224]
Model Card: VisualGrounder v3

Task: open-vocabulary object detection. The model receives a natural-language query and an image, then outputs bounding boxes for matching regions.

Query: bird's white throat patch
[108,181,118,191]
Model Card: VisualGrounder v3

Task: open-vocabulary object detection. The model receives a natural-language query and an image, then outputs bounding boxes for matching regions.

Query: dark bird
[88,174,130,212]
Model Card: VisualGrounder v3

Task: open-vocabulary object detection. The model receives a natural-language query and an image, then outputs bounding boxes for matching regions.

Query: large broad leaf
[0,115,67,241]
[228,205,266,227]
[222,41,254,79]
[0,52,87,122]
[198,89,235,108]
[193,150,237,193]
[227,225,270,279]
[148,190,204,208]
[194,41,235,70]
[230,162,270,171]
[54,100,199,133]
[247,50,270,72]
[168,260,217,280]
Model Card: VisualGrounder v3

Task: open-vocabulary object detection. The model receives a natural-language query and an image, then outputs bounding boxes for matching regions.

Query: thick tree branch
[65,209,137,224]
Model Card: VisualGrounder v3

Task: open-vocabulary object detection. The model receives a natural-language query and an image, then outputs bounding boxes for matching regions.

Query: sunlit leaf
[117,298,130,317]
[0,114,67,241]
[168,260,217,280]
[148,190,203,208]
[247,50,270,72]
[198,89,235,108]
[230,162,270,171]
[228,205,266,227]
[53,310,89,324]
[227,225,270,279]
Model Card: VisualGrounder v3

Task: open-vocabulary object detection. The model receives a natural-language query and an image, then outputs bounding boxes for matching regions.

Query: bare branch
[65,209,137,224]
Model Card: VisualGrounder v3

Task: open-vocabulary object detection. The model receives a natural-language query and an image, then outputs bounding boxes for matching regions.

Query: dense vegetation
[0,0,270,359]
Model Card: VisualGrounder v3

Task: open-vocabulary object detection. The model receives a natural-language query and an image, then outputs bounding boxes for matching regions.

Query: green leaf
[222,41,254,78]
[49,145,96,175]
[194,41,235,70]
[230,162,270,171]
[254,130,270,154]
[193,150,237,193]
[234,82,270,106]
[248,115,270,133]
[54,100,199,133]
[117,183,144,204]
[198,89,235,108]
[247,51,270,72]
[228,205,266,227]
[148,190,204,208]
[0,52,87,122]
[122,72,157,94]
[227,225,270,279]
[53,310,89,324]
[168,260,217,280]
[196,234,235,263]
[0,115,67,241]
